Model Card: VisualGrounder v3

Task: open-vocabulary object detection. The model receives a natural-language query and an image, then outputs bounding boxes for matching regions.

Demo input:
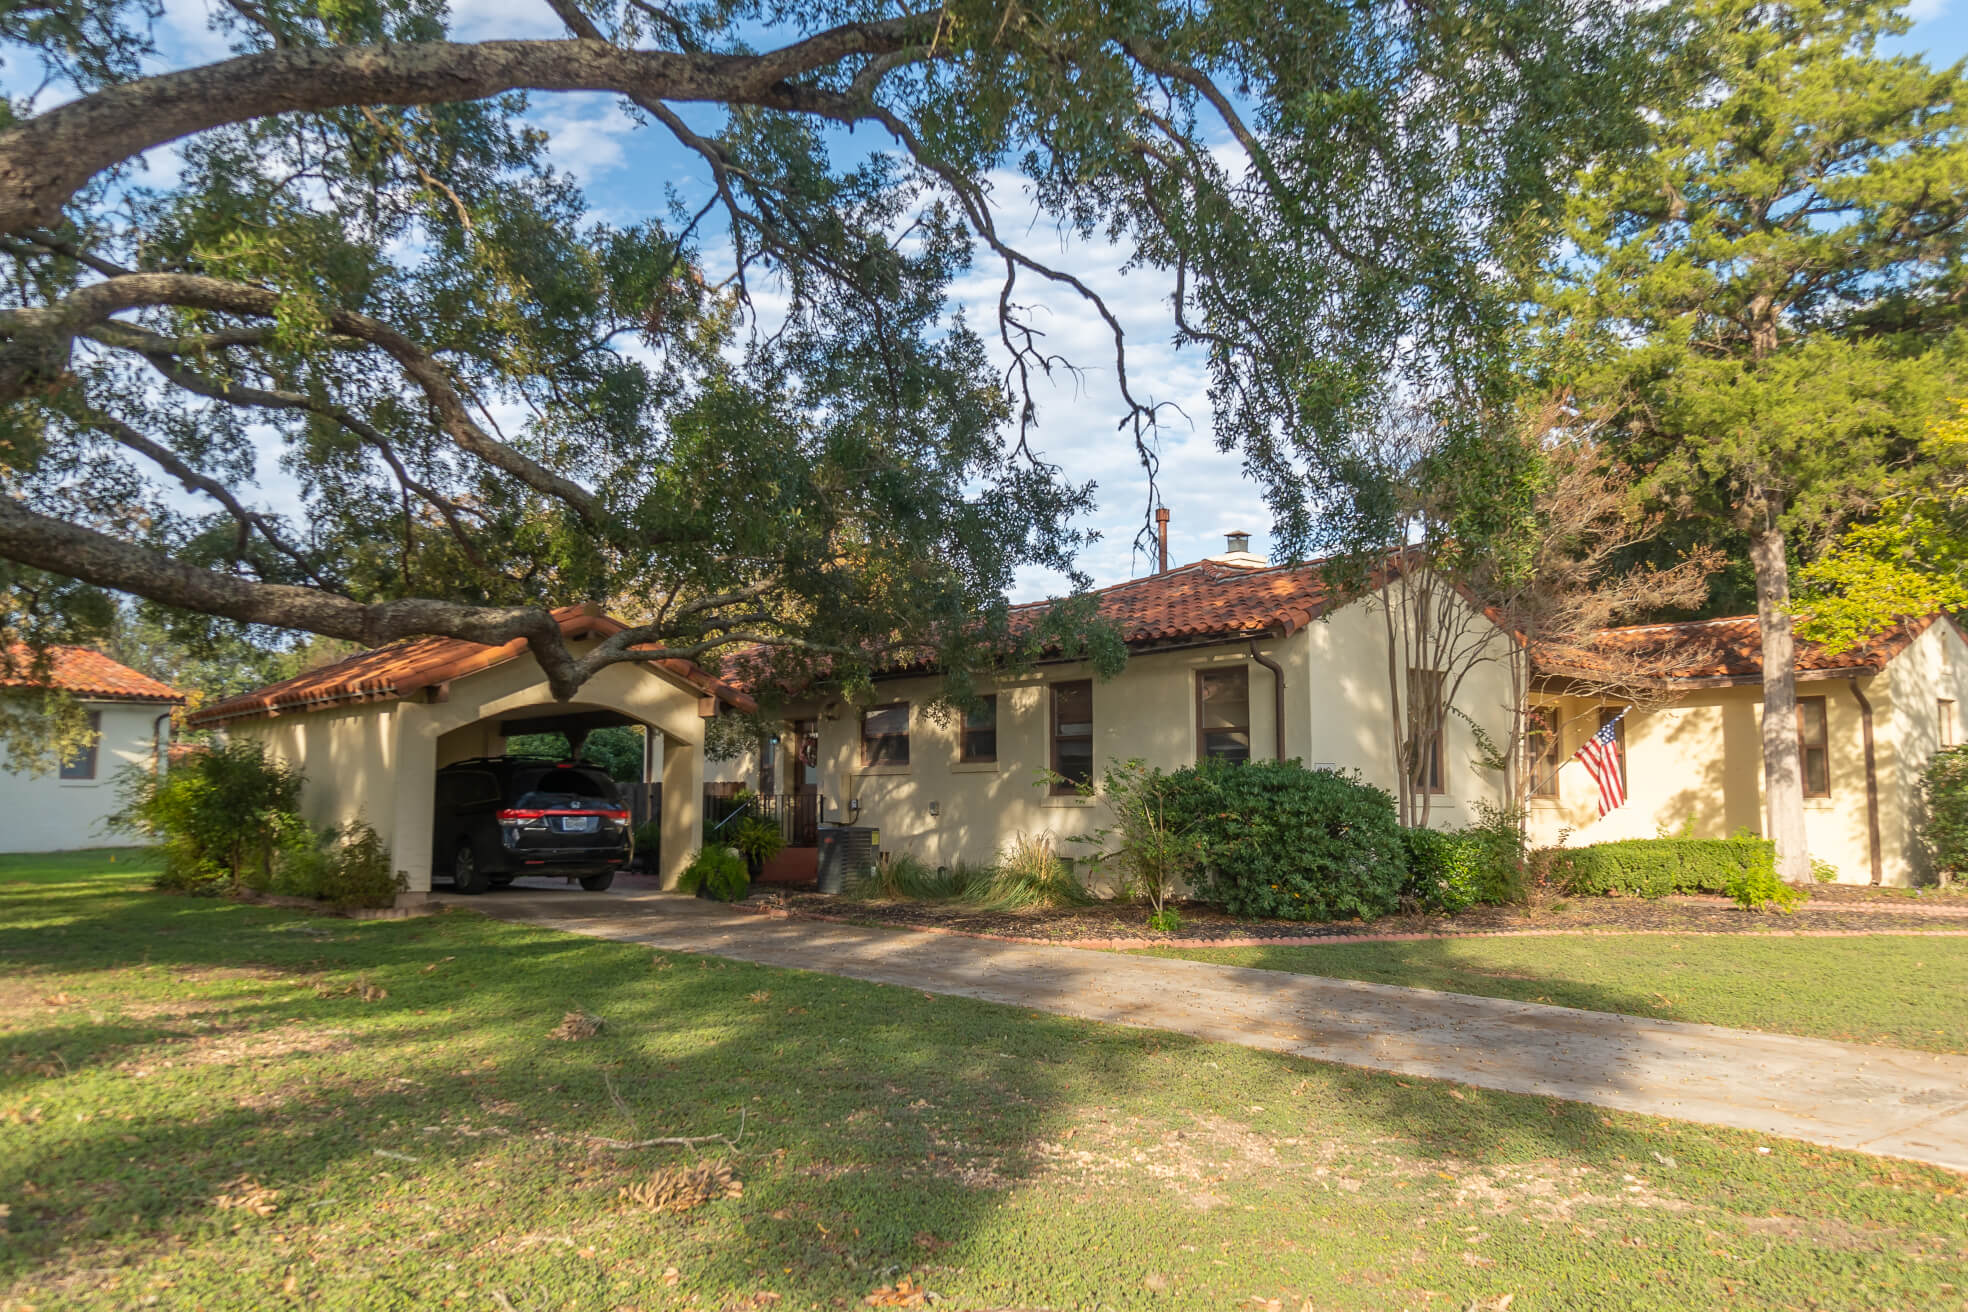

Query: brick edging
[731,901,1968,950]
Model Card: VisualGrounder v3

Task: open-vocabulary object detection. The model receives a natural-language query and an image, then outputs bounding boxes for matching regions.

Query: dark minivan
[432,756,632,893]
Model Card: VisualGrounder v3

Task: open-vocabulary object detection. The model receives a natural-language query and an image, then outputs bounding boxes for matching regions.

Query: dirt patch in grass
[117,1022,355,1074]
[758,887,1968,944]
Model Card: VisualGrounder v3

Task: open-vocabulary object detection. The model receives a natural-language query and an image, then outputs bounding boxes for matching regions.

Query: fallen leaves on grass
[616,1160,741,1213]
[549,1010,605,1041]
[313,976,387,1001]
[747,989,772,1003]
[211,1177,280,1217]
[863,1277,938,1306]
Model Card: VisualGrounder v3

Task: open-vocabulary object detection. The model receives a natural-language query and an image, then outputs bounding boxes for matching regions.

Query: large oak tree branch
[0,492,553,648]
[4,271,599,518]
[0,21,937,232]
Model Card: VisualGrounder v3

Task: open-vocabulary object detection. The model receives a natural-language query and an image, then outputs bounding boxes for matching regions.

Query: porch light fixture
[928,800,940,817]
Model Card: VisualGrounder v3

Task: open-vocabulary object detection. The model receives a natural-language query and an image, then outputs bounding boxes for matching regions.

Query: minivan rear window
[514,767,618,810]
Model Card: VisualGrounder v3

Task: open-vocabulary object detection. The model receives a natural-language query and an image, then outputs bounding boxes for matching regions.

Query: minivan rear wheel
[579,870,616,892]
[452,842,491,894]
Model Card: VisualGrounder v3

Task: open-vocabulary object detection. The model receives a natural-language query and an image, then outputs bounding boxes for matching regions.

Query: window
[59,711,101,781]
[1407,669,1444,795]
[1526,705,1561,798]
[1597,705,1628,791]
[959,695,998,764]
[860,702,910,767]
[1049,680,1094,793]
[1197,667,1252,763]
[1942,699,1957,749]
[1797,696,1830,797]
[757,736,777,797]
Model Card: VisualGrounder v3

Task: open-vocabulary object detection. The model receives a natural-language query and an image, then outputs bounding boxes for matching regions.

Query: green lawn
[3,851,1965,1311]
[1134,934,1968,1055]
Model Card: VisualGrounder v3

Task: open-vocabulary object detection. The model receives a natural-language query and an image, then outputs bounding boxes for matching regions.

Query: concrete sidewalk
[447,886,1968,1173]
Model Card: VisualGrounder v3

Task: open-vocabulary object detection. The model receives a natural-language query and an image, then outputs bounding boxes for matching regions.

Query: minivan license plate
[557,815,598,833]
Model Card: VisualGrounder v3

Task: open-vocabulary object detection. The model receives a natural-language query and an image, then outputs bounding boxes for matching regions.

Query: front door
[791,720,820,844]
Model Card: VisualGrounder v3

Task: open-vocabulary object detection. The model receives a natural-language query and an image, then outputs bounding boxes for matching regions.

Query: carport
[185,605,755,896]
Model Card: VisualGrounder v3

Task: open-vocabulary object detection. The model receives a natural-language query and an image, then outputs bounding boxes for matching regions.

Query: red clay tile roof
[1533,613,1947,684]
[0,646,184,703]
[1012,558,1333,647]
[186,605,756,728]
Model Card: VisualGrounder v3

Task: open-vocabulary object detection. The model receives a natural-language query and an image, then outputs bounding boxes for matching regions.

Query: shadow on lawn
[0,865,1734,1306]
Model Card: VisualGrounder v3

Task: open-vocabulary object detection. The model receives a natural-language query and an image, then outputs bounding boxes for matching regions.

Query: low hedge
[1536,837,1776,899]
[1157,760,1409,922]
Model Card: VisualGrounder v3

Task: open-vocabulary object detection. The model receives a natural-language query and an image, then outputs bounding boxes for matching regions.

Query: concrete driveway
[438,885,1968,1174]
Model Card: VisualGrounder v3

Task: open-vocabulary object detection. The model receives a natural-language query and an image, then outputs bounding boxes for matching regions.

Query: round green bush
[1157,761,1408,921]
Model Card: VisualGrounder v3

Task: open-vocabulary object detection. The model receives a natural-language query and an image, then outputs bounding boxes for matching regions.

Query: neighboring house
[186,604,755,892]
[1529,613,1968,886]
[721,538,1518,875]
[0,647,184,852]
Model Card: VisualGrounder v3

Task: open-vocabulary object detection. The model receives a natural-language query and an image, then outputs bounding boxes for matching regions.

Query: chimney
[1207,530,1267,569]
[1155,507,1170,573]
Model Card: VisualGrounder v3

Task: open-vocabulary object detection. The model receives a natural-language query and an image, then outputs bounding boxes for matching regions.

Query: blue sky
[15,0,1968,601]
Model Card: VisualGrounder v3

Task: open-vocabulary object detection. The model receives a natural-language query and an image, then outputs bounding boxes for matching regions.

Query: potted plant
[730,815,787,879]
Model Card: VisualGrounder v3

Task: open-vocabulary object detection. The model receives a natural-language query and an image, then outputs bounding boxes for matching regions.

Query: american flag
[1575,710,1628,816]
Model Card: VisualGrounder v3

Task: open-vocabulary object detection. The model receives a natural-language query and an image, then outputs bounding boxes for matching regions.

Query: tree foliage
[0,0,1645,732]
[1523,0,1968,876]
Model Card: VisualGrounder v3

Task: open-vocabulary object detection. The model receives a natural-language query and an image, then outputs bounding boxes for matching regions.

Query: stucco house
[1528,612,1968,886]
[710,538,1518,875]
[0,647,184,852]
[186,605,755,892]
[715,544,1963,888]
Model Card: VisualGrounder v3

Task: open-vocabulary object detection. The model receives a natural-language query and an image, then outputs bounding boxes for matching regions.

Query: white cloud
[530,96,643,188]
[448,0,571,41]
[1904,0,1949,23]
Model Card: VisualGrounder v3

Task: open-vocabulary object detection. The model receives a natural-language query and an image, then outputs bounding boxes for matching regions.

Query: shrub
[1401,804,1527,913]
[1400,828,1482,913]
[1157,760,1408,922]
[1724,861,1806,914]
[679,846,749,902]
[275,821,405,909]
[113,741,305,894]
[631,820,661,864]
[1537,837,1780,901]
[1923,744,1968,878]
[1064,759,1202,917]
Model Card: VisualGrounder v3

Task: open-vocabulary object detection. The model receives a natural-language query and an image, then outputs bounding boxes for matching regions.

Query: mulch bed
[742,885,1968,948]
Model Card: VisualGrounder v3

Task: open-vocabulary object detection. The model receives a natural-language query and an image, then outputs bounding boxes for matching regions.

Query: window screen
[1050,681,1093,793]
[860,702,910,766]
[1197,667,1251,762]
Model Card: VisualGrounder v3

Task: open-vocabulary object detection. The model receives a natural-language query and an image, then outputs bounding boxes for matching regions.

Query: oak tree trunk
[1749,520,1810,882]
